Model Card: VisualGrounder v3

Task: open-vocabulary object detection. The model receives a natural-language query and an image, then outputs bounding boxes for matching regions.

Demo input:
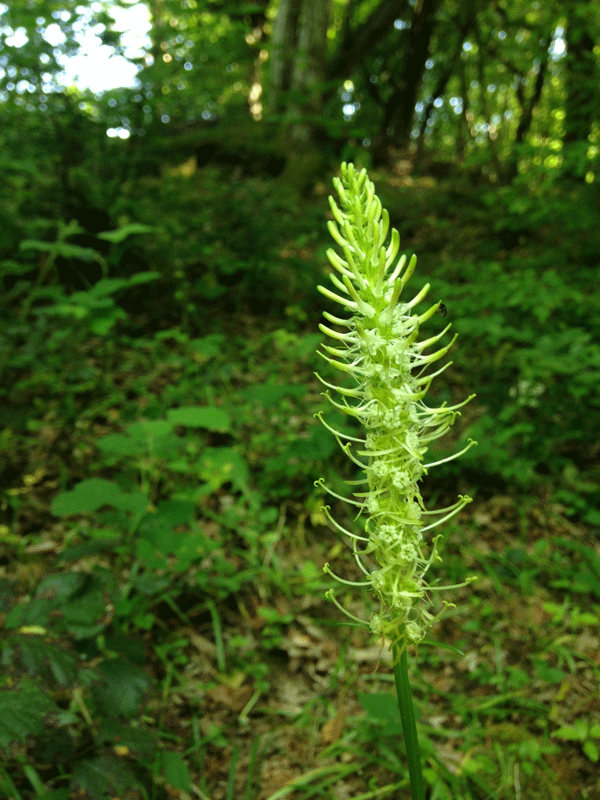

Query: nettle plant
[315,163,476,800]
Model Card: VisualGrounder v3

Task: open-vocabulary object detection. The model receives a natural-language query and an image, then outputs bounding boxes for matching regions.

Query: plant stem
[393,642,425,800]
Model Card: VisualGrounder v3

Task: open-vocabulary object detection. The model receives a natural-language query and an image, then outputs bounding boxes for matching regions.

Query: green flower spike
[315,162,477,654]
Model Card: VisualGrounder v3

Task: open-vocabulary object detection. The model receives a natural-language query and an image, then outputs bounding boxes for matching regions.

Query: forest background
[1,0,600,799]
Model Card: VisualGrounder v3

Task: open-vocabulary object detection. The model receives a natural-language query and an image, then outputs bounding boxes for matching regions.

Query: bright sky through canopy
[62,2,151,93]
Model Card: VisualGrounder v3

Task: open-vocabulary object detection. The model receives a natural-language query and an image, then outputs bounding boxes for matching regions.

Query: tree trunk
[288,0,331,145]
[414,6,478,164]
[269,0,303,113]
[562,0,599,177]
[374,0,442,165]
[269,0,331,191]
[327,0,410,85]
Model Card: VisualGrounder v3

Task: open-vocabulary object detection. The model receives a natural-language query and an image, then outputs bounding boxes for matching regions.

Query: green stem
[393,642,425,800]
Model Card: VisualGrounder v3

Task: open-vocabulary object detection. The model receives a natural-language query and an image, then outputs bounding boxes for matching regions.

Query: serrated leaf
[95,719,157,756]
[71,754,138,797]
[3,633,79,685]
[37,572,89,600]
[0,683,59,749]
[91,659,152,718]
[5,573,110,639]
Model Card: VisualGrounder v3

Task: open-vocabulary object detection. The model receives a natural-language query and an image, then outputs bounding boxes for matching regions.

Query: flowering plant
[315,163,476,798]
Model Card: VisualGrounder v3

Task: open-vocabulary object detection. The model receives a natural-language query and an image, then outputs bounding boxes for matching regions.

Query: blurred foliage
[0,0,599,798]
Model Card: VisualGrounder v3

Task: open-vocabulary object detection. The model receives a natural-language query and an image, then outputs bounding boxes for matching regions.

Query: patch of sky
[2,3,152,93]
[550,27,565,60]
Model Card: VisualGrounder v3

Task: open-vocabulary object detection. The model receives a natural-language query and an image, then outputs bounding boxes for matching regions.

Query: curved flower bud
[315,163,477,650]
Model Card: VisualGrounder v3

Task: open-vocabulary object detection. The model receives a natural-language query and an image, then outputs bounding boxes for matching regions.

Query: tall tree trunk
[374,0,442,165]
[414,6,478,165]
[327,0,410,84]
[269,0,331,191]
[269,0,303,114]
[269,0,329,131]
[562,0,599,177]
[288,0,330,145]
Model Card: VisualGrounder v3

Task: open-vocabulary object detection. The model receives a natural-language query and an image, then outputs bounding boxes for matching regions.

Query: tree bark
[288,0,331,144]
[269,0,303,113]
[563,0,599,148]
[268,0,331,191]
[373,0,442,164]
[414,6,478,164]
[326,0,410,85]
[268,0,330,134]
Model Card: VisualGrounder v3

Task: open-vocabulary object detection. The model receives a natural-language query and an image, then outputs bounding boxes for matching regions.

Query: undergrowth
[0,170,599,799]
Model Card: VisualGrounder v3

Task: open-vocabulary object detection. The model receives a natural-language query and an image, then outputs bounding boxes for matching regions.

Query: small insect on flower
[439,302,448,317]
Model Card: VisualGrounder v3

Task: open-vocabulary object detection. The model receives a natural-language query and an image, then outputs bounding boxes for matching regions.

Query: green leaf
[0,683,59,749]
[551,719,588,740]
[241,379,306,405]
[583,740,599,762]
[124,270,161,286]
[188,334,225,359]
[37,571,89,600]
[87,273,159,297]
[19,239,105,263]
[154,499,196,525]
[91,659,152,718]
[51,478,149,516]
[358,692,404,736]
[96,224,157,243]
[58,536,120,562]
[2,633,80,685]
[167,405,231,431]
[95,433,140,457]
[0,259,33,277]
[123,420,183,458]
[71,754,139,797]
[162,750,192,791]
[199,447,249,492]
[95,719,157,756]
[90,278,129,296]
[90,307,128,335]
[4,572,111,639]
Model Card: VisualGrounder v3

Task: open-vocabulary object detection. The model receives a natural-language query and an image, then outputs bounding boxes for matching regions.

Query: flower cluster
[315,163,476,648]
